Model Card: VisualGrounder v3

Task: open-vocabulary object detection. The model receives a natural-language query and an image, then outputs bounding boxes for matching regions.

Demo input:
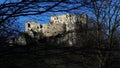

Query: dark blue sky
[1,0,119,32]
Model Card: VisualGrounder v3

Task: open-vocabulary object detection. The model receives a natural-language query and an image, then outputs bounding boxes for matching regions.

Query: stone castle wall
[25,14,88,37]
[51,14,77,31]
[9,14,88,46]
[42,23,65,37]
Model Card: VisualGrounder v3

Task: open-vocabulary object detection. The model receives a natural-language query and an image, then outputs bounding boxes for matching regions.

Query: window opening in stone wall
[54,17,58,20]
[55,21,57,23]
[66,15,68,18]
[37,26,39,29]
[56,17,58,19]
[40,25,42,28]
[28,23,30,27]
[53,27,56,29]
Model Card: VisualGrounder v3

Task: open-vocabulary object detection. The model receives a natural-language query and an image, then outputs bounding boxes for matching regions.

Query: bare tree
[83,0,120,67]
[87,0,120,47]
[0,0,87,24]
[0,0,89,45]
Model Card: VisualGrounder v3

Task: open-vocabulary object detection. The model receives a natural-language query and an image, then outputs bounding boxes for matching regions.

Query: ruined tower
[51,14,77,32]
[25,21,41,32]
[25,21,42,38]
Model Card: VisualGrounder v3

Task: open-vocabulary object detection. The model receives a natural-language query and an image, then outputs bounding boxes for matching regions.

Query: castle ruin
[25,14,88,37]
[24,13,88,46]
[9,13,88,46]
